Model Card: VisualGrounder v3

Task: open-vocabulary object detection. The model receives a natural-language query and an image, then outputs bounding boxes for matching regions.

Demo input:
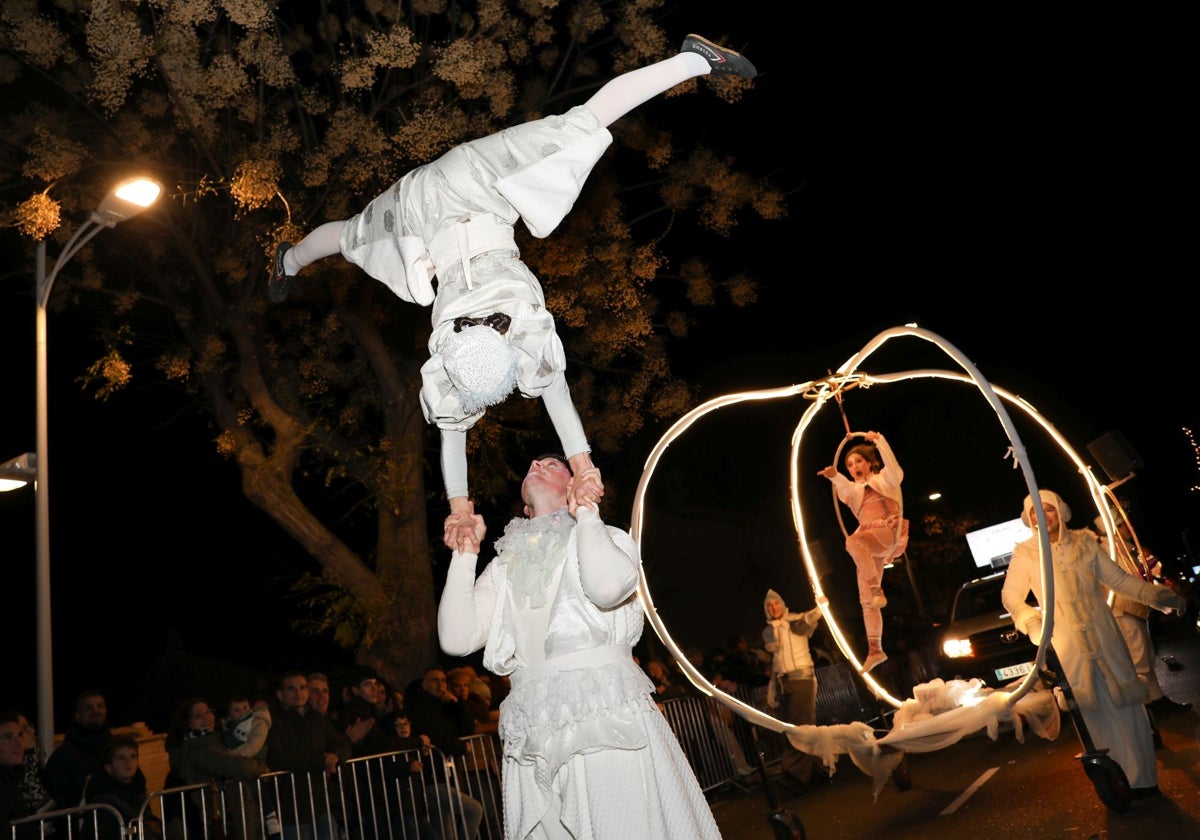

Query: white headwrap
[439,325,519,415]
[1020,489,1071,540]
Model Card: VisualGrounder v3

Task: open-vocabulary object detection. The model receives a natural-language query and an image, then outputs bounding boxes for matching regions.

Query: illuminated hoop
[1096,488,1158,605]
[630,325,1105,731]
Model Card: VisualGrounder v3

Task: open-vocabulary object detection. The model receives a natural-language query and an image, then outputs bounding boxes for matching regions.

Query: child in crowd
[84,738,162,840]
[222,696,271,760]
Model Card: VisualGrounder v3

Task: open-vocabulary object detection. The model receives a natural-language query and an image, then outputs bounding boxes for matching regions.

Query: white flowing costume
[1001,490,1178,790]
[338,107,610,498]
[438,507,721,839]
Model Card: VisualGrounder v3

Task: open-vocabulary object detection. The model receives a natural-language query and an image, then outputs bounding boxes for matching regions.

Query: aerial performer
[817,430,908,673]
[269,34,758,550]
[1002,490,1187,799]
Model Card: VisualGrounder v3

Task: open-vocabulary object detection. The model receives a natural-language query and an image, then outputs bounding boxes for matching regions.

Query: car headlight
[942,638,973,658]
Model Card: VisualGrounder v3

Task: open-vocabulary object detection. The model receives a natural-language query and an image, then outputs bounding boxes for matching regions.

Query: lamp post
[31,176,162,756]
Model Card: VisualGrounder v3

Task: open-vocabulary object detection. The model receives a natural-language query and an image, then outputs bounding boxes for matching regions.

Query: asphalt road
[709,618,1200,840]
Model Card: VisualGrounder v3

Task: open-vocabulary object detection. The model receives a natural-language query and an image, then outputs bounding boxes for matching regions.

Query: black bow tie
[453,312,511,335]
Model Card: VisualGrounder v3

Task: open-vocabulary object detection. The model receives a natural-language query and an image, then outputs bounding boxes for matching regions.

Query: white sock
[583,52,709,127]
[286,220,346,276]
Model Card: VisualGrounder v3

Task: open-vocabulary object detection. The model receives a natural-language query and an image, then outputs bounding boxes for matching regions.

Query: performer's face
[845,452,874,481]
[1032,503,1061,540]
[521,457,572,505]
[766,600,785,619]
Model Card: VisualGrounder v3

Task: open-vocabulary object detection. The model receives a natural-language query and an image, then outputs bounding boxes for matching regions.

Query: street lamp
[0,452,36,492]
[31,175,162,756]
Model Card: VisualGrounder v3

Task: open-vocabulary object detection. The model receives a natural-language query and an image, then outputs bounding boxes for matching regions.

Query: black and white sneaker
[269,241,294,303]
[681,34,757,79]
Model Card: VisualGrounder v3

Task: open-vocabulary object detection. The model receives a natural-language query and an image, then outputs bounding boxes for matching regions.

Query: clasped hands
[443,463,605,554]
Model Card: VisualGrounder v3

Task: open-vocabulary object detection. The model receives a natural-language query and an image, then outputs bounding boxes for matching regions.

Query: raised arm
[438,510,497,656]
[576,507,640,608]
[542,374,605,507]
[869,431,904,486]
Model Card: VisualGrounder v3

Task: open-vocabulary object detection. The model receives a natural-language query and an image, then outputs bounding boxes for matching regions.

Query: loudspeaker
[1088,430,1145,482]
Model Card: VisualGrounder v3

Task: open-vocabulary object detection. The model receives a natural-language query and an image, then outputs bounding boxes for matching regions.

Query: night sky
[2,8,1193,731]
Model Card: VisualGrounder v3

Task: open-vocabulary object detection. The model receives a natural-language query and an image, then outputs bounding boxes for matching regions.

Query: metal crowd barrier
[11,668,868,840]
[9,802,131,840]
[659,661,874,793]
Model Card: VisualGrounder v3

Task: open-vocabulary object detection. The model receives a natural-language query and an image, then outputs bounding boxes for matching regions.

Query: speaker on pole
[1087,430,1145,483]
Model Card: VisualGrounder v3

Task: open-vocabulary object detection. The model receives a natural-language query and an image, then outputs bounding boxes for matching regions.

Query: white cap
[440,325,518,415]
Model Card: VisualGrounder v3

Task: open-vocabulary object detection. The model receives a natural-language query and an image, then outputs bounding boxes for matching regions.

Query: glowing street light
[0,452,36,492]
[31,175,162,756]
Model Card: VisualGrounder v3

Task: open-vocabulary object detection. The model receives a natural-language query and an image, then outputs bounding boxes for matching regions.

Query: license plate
[996,661,1035,681]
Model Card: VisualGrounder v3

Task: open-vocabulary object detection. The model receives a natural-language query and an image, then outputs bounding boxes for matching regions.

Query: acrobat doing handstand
[818,431,909,673]
[270,35,756,543]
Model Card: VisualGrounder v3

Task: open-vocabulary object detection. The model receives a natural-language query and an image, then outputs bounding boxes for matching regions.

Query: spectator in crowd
[305,675,332,718]
[332,667,389,757]
[403,667,484,838]
[1002,490,1187,799]
[83,737,162,840]
[645,660,687,703]
[446,667,497,735]
[164,698,269,840]
[222,696,271,760]
[724,632,772,688]
[3,713,51,815]
[45,691,143,809]
[2,712,36,837]
[264,671,352,840]
[333,666,435,840]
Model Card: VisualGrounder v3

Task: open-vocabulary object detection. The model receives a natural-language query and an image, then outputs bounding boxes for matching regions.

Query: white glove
[1024,616,1044,645]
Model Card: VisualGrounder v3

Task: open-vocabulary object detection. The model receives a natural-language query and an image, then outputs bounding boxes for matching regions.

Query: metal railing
[12,668,870,840]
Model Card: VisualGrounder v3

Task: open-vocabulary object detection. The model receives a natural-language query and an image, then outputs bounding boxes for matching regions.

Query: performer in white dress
[437,454,721,839]
[269,35,757,548]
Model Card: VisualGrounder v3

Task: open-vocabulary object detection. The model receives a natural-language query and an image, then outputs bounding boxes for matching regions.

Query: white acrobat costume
[274,36,757,506]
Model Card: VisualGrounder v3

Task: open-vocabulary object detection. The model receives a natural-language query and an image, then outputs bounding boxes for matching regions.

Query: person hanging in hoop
[817,430,908,673]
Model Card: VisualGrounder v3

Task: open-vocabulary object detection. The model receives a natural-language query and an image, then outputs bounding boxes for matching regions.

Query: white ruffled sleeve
[575,507,639,609]
[438,553,497,657]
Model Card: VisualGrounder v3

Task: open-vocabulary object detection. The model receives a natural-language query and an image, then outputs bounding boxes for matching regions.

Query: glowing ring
[1096,490,1155,606]
[630,325,1107,731]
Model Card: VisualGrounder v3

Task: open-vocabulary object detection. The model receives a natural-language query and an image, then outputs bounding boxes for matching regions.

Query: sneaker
[269,241,294,303]
[862,651,888,673]
[681,34,757,79]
